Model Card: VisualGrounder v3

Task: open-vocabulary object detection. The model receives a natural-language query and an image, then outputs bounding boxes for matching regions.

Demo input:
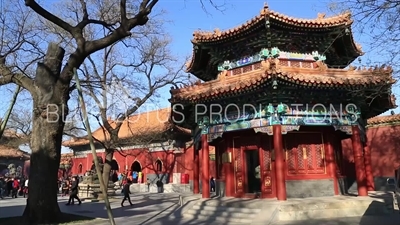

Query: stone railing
[78,183,116,199]
[125,183,192,194]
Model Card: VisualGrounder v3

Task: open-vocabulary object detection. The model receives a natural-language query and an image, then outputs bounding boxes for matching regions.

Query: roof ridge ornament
[261,2,270,15]
[317,13,326,20]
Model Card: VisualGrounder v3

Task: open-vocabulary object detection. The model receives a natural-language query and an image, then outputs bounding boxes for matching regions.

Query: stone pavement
[272,215,400,225]
[1,193,400,225]
[0,193,235,225]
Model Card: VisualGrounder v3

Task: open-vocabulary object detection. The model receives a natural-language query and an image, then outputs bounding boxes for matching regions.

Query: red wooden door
[259,135,275,198]
[241,143,258,194]
[234,136,259,196]
[233,138,244,196]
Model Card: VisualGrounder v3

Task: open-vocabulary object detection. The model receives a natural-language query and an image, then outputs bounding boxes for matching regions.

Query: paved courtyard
[1,193,399,225]
[0,193,235,225]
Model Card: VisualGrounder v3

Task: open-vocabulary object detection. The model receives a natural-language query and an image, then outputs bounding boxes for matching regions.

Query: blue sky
[153,0,399,112]
[0,0,398,152]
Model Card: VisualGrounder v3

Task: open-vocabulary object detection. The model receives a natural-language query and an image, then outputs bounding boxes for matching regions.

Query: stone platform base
[123,183,192,194]
[78,183,116,199]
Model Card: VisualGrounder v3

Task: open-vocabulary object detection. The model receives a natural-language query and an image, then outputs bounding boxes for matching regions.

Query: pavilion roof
[171,64,395,103]
[187,4,362,80]
[192,5,353,43]
[62,108,191,148]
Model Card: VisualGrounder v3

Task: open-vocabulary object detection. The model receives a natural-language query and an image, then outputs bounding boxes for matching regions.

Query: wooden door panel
[233,138,244,195]
[260,136,275,198]
[285,133,326,175]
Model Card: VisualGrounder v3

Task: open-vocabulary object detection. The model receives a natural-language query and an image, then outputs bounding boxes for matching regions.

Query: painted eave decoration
[170,65,395,103]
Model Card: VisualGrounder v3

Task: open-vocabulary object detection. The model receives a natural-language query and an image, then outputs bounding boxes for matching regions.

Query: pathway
[1,193,400,225]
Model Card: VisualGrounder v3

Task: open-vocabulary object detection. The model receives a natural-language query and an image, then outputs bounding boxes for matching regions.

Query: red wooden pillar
[364,146,375,191]
[273,125,287,201]
[225,138,234,197]
[326,133,339,195]
[193,149,200,194]
[201,134,210,198]
[351,125,368,196]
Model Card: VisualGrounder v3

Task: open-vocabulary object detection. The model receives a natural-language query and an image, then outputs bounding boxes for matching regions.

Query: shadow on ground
[270,200,400,225]
[145,195,400,225]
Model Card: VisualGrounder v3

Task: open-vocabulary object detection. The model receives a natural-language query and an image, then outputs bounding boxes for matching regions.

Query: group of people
[0,176,28,199]
[117,170,144,185]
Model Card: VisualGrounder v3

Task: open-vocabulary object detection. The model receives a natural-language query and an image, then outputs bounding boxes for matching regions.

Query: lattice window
[232,68,242,75]
[242,65,252,73]
[263,150,271,171]
[297,146,306,173]
[286,134,326,175]
[279,60,289,67]
[302,62,312,68]
[314,144,325,173]
[287,149,296,174]
[291,61,300,68]
[306,145,314,170]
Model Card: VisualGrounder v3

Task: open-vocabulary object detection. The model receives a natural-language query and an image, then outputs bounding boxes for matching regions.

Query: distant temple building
[63,5,399,199]
[62,108,193,184]
[0,129,30,178]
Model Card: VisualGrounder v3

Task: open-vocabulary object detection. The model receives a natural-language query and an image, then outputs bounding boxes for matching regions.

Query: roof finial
[264,2,269,9]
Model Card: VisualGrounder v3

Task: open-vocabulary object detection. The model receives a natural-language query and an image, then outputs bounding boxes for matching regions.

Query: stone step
[184,213,253,224]
[191,204,261,214]
[183,201,261,224]
[187,207,258,218]
[280,198,391,211]
[194,198,266,209]
[278,199,394,221]
[278,207,392,221]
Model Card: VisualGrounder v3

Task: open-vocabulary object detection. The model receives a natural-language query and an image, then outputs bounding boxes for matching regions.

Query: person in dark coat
[66,176,81,205]
[121,179,133,207]
[210,177,216,192]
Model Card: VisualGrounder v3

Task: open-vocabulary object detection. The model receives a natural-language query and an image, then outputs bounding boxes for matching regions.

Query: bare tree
[5,106,82,145]
[0,0,223,222]
[0,85,22,138]
[329,0,399,78]
[77,20,187,188]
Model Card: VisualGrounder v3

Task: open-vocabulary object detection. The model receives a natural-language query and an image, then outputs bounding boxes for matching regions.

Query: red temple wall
[70,157,87,175]
[69,145,195,182]
[178,145,194,180]
[342,124,400,177]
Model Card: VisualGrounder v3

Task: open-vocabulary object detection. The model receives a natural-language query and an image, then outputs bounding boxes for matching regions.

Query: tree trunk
[23,43,68,224]
[102,150,114,192]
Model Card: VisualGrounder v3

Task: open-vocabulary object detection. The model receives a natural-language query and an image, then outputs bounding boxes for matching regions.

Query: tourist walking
[66,176,81,205]
[0,177,5,199]
[62,179,70,197]
[24,178,29,198]
[121,179,133,207]
[11,178,19,198]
